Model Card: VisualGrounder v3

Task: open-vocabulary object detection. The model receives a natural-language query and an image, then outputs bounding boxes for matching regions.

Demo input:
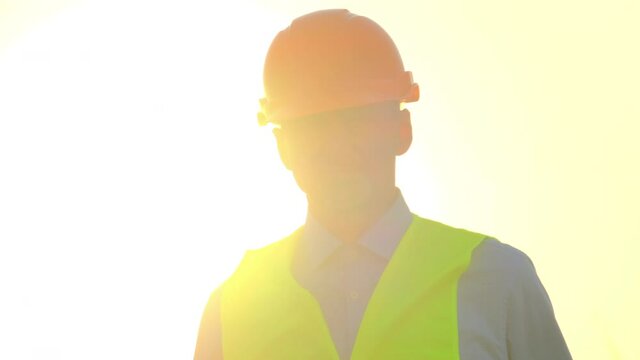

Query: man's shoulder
[244,225,304,257]
[461,236,544,306]
[222,225,304,284]
[409,214,536,281]
[470,237,535,275]
[411,215,530,264]
[459,239,573,359]
[410,214,492,251]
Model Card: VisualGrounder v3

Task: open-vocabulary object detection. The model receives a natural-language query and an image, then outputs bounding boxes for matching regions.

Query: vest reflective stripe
[220,215,486,359]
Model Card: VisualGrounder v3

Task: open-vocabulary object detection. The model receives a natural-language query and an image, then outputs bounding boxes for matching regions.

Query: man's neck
[307,186,399,244]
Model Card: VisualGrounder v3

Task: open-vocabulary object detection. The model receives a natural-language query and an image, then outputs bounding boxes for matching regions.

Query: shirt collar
[297,189,414,270]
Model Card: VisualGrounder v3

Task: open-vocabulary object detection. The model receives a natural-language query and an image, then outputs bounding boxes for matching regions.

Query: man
[195,9,572,360]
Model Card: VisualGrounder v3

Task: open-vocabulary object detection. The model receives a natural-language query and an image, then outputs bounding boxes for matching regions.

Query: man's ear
[273,128,292,170]
[395,109,413,156]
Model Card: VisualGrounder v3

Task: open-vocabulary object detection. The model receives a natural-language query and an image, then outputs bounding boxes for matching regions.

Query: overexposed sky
[1,0,638,359]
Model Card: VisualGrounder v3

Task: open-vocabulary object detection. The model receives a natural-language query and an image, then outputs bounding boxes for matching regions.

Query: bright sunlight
[1,0,638,359]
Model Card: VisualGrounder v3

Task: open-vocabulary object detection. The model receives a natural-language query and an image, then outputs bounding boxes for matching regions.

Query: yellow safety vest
[220,215,486,359]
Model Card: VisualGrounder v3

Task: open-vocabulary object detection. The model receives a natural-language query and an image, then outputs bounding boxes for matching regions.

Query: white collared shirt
[195,191,572,359]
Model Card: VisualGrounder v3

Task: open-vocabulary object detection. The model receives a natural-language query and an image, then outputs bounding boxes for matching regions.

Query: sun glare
[1,0,638,359]
[0,1,302,358]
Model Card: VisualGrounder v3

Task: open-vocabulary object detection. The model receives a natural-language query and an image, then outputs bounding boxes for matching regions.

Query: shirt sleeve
[194,288,224,360]
[504,245,573,360]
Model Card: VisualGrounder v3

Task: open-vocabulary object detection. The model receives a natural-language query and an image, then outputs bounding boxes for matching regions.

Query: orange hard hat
[258,9,420,126]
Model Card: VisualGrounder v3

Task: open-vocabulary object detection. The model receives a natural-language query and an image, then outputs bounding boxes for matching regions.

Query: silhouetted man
[195,9,572,360]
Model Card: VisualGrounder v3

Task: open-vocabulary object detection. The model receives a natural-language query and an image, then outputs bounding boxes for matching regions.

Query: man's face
[273,101,412,210]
